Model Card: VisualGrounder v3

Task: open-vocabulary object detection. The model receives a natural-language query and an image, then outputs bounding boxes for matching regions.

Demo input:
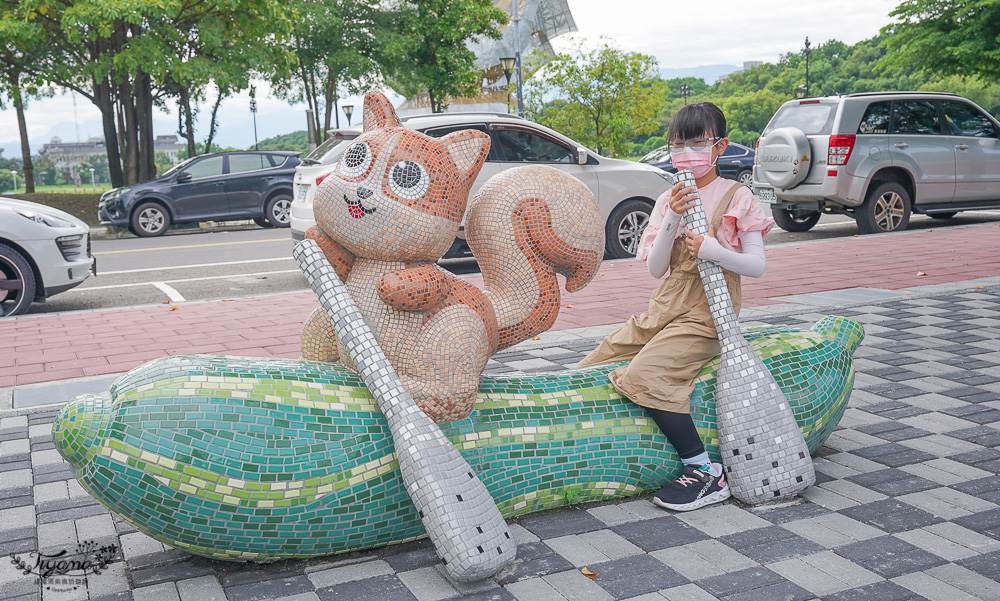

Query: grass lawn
[6,192,103,226]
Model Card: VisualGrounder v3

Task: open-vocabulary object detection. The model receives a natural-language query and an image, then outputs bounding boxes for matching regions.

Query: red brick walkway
[3,224,998,388]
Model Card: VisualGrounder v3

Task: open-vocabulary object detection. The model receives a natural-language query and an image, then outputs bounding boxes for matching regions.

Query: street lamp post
[249,86,259,151]
[500,57,516,114]
[804,36,812,98]
[343,105,354,127]
[795,85,807,99]
[680,84,690,105]
[89,168,96,191]
[11,171,17,194]
[511,0,524,117]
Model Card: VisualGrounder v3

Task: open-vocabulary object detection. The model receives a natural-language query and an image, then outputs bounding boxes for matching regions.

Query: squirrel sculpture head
[313,90,491,262]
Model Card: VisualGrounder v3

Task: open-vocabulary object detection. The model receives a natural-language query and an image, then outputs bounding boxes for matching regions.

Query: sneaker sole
[652,487,731,512]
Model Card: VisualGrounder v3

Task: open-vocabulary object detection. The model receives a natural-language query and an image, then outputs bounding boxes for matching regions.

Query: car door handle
[893,142,909,149]
[955,143,969,150]
[263,176,274,181]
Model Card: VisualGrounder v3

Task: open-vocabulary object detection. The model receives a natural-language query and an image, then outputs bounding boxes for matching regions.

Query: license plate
[296,185,309,203]
[756,187,777,204]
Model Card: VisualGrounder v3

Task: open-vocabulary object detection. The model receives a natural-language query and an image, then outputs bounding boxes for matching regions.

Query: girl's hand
[668,182,698,214]
[684,225,715,258]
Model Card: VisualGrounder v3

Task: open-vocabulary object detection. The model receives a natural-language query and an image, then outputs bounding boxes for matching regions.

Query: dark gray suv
[99,151,300,237]
[753,91,1000,234]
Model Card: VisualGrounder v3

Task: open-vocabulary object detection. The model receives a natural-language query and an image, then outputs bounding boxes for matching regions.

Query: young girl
[578,102,773,511]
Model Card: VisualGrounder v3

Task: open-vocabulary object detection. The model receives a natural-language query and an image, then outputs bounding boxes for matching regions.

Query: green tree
[526,41,668,156]
[385,0,508,113]
[920,75,1000,115]
[2,0,295,187]
[719,88,790,145]
[881,0,1000,83]
[274,0,386,139]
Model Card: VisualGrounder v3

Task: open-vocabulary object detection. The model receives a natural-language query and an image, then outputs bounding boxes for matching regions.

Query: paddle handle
[293,240,515,582]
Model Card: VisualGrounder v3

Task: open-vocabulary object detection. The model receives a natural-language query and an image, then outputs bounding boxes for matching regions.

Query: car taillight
[316,172,332,187]
[828,135,856,166]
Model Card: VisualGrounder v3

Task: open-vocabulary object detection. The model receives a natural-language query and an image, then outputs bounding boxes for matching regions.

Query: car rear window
[306,136,352,165]
[858,101,891,134]
[766,103,836,135]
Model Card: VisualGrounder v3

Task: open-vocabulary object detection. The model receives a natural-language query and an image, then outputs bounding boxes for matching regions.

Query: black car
[99,151,301,237]
[640,142,756,185]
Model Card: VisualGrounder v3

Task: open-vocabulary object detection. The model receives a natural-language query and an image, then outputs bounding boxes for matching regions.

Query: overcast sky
[0,0,902,155]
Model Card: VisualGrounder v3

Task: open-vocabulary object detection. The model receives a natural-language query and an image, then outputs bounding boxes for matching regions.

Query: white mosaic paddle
[675,169,816,503]
[293,239,516,581]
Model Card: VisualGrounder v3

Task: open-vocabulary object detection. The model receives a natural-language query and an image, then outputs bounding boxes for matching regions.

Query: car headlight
[15,209,75,228]
[100,188,122,202]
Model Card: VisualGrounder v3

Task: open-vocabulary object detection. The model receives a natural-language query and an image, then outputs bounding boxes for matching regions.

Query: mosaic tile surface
[676,169,816,503]
[51,316,862,562]
[294,238,514,581]
[300,90,604,423]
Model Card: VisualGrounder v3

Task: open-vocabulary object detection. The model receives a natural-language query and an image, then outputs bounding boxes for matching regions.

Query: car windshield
[639,146,671,164]
[160,157,197,178]
[305,135,353,165]
[766,103,836,135]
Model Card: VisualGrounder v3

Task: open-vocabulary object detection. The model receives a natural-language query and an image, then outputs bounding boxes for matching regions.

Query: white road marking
[79,269,303,291]
[151,282,186,303]
[99,256,294,276]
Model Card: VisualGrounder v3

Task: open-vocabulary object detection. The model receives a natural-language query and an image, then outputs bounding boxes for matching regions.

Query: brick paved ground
[2,281,1000,600]
[2,223,999,389]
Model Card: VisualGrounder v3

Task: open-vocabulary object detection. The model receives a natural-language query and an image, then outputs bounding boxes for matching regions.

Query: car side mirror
[576,147,588,165]
[176,172,192,183]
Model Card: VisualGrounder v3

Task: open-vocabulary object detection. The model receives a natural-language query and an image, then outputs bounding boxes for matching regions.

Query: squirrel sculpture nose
[357,187,372,200]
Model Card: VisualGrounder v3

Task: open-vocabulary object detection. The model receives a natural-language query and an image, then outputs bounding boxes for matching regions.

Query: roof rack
[399,112,525,122]
[845,91,961,98]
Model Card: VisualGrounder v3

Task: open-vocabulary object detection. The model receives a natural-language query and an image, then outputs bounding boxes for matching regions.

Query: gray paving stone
[900,433,981,456]
[587,554,687,599]
[847,469,938,497]
[694,566,786,598]
[926,563,1000,601]
[822,451,885,474]
[675,503,771,538]
[544,535,611,567]
[768,554,864,596]
[76,513,115,541]
[33,481,67,504]
[718,526,824,564]
[897,486,998,519]
[0,505,35,532]
[37,519,77,551]
[273,594,322,601]
[505,577,565,601]
[578,529,643,560]
[902,394,969,413]
[0,468,33,488]
[133,583,180,601]
[658,583,719,601]
[800,485,858,511]
[894,528,982,562]
[0,415,28,430]
[900,458,993,485]
[0,438,30,455]
[651,540,757,580]
[227,575,316,601]
[891,572,980,601]
[615,499,664,521]
[30,449,65,467]
[396,566,459,601]
[812,457,862,480]
[836,535,946,579]
[507,524,539,545]
[308,559,394,589]
[924,522,1000,554]
[120,532,166,559]
[542,569,613,601]
[611,515,708,552]
[816,479,889,504]
[314,574,417,601]
[176,575,227,601]
[498,542,574,583]
[841,498,944,533]
[520,509,605,539]
[781,513,883,548]
[586,504,635,526]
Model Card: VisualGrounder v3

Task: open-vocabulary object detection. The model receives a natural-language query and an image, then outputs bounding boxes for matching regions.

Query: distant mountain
[659,64,742,84]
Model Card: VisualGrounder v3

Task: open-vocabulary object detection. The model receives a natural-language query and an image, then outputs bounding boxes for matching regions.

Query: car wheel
[606,199,653,259]
[928,212,958,220]
[0,243,37,317]
[737,169,753,186]
[265,195,292,228]
[131,202,171,237]
[772,207,821,232]
[254,217,275,228]
[857,182,911,234]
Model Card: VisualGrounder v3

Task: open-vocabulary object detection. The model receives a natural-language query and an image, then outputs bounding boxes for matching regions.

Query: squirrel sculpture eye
[389,160,430,200]
[340,143,372,178]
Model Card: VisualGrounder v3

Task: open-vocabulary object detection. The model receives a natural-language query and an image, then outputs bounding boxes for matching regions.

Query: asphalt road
[24,209,1000,316]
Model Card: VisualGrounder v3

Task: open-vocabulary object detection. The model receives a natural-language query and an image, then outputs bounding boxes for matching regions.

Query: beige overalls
[578,183,743,413]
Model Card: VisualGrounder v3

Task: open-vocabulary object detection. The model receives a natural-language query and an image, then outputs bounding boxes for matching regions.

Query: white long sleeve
[697,230,767,278]
[646,208,682,279]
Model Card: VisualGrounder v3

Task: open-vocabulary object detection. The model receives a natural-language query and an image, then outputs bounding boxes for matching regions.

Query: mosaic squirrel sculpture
[300,90,605,423]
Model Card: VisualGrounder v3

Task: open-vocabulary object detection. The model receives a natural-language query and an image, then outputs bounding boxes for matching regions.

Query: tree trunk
[179,86,197,158]
[95,80,125,188]
[10,73,35,193]
[119,80,140,185]
[324,73,337,131]
[137,71,156,182]
[205,89,224,155]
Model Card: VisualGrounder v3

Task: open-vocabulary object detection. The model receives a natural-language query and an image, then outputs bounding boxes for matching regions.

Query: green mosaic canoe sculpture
[52,316,863,561]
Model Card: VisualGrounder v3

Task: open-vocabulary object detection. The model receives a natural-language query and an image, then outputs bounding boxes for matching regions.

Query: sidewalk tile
[307,559,394,589]
[781,513,883,548]
[891,572,980,601]
[835,536,946,579]
[542,569,613,601]
[226,575,315,601]
[395,566,459,601]
[544,535,610,567]
[659,583,719,601]
[894,528,981,562]
[314,574,416,601]
[898,486,998,519]
[675,504,771,538]
[120,532,167,560]
[900,458,992,485]
[586,554,687,599]
[611,515,708,552]
[651,539,757,580]
[505,577,565,601]
[133,582,181,601]
[926,563,1000,601]
[924,522,1000,554]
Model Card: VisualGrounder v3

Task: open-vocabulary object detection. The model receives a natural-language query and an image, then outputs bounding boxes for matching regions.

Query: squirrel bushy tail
[466,165,604,350]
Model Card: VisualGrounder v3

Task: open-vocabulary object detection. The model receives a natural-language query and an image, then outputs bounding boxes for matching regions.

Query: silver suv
[290,113,673,258]
[753,91,1000,233]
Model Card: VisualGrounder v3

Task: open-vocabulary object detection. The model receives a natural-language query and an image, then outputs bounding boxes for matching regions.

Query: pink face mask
[672,146,719,178]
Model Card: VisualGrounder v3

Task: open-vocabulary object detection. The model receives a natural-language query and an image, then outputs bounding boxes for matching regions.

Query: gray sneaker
[652,463,731,511]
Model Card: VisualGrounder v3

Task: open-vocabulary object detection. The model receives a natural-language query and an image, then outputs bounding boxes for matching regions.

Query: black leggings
[646,408,705,460]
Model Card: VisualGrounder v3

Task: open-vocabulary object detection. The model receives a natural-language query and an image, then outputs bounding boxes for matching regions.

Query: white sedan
[291,113,673,259]
[0,197,95,317]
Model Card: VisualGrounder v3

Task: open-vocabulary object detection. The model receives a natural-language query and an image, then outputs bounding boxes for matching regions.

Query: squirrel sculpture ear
[440,129,491,182]
[362,90,402,132]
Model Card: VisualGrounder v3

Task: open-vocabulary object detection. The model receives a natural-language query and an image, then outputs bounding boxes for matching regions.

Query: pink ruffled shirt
[637,178,774,261]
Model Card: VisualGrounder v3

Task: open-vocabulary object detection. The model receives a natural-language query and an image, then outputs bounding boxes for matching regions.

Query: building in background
[39,135,184,184]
